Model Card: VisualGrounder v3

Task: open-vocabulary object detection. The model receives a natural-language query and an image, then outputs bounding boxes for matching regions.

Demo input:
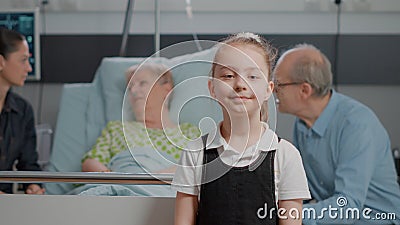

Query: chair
[393,147,400,184]
[35,123,53,169]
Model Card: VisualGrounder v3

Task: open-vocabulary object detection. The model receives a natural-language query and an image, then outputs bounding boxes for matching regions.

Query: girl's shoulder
[276,138,298,151]
[275,138,302,163]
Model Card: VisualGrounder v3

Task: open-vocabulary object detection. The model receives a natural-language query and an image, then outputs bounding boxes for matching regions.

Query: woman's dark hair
[0,27,25,59]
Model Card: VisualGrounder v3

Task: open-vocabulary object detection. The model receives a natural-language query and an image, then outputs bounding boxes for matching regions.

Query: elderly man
[273,44,400,225]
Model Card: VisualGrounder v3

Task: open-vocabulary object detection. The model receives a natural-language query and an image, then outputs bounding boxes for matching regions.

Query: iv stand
[119,0,135,57]
[119,0,160,57]
[154,0,160,57]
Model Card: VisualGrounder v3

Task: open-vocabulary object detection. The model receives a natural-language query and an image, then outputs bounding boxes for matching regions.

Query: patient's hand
[82,158,110,172]
[25,184,45,195]
[156,166,177,174]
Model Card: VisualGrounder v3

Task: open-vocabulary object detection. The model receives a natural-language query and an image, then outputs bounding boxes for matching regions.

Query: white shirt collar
[205,122,279,152]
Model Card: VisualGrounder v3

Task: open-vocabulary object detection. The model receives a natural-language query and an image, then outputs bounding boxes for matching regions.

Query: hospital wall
[7,2,400,150]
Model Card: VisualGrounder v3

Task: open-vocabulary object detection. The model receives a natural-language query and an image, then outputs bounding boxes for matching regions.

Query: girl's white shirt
[172,122,311,201]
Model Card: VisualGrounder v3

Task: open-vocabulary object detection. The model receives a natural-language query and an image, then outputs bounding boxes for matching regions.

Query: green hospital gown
[82,121,200,166]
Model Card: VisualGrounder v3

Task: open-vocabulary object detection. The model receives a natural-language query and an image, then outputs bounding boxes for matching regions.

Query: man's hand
[25,184,45,195]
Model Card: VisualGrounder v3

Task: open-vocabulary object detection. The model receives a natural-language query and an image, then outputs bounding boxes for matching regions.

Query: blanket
[70,148,176,196]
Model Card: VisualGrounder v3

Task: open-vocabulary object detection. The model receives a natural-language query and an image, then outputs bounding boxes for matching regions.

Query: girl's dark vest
[196,135,280,225]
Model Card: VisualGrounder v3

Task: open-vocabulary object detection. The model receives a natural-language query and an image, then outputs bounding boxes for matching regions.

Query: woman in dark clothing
[0,27,44,194]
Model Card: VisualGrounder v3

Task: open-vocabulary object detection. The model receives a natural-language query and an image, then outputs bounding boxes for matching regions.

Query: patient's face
[128,69,170,114]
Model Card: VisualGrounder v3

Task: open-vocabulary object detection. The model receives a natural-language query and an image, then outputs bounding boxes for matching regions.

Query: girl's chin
[225,106,259,116]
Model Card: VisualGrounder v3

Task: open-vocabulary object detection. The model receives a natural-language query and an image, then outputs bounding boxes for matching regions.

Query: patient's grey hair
[125,63,174,107]
[285,44,332,97]
[125,63,173,85]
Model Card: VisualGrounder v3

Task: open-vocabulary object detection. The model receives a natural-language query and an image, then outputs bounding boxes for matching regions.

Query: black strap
[201,134,209,151]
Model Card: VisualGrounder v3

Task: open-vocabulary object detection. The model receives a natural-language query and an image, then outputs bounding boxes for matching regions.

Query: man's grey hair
[285,44,332,97]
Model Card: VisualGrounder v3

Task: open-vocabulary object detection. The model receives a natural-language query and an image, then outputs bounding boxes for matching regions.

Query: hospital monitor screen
[0,8,40,80]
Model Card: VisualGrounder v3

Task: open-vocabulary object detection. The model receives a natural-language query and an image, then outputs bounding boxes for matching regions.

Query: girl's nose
[234,75,248,91]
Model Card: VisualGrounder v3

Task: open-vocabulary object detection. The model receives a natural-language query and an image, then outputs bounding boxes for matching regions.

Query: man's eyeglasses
[274,81,303,88]
[274,81,303,91]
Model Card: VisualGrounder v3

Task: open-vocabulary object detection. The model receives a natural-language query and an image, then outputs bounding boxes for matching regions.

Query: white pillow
[91,47,221,138]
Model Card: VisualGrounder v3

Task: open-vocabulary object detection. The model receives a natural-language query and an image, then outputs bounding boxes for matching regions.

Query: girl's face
[0,40,32,87]
[209,43,273,117]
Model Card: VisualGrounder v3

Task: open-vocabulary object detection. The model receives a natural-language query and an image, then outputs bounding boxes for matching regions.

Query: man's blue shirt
[294,90,400,224]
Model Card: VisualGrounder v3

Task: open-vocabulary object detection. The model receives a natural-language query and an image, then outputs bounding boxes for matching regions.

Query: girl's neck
[220,113,264,152]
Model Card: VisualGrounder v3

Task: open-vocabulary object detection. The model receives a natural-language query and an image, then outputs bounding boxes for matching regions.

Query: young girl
[173,32,311,225]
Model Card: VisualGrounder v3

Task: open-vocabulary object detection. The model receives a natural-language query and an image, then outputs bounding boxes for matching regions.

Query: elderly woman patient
[81,63,200,175]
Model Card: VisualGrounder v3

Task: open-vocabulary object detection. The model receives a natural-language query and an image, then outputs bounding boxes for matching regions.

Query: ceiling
[1,0,400,13]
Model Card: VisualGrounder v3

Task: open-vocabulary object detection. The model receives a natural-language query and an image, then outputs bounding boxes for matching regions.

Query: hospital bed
[44,46,222,195]
[0,47,224,225]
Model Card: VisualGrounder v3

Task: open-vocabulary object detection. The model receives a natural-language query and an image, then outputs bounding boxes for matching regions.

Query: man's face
[273,56,303,115]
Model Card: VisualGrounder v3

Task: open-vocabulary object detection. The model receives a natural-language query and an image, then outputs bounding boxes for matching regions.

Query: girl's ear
[208,78,216,98]
[264,81,274,101]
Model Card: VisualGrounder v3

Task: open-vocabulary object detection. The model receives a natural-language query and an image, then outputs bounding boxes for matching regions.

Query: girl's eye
[249,74,260,79]
[222,74,234,79]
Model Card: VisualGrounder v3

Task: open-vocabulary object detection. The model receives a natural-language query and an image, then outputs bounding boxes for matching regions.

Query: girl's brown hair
[211,32,277,82]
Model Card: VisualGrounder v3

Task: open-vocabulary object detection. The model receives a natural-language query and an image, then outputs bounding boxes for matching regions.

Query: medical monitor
[0,8,41,80]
